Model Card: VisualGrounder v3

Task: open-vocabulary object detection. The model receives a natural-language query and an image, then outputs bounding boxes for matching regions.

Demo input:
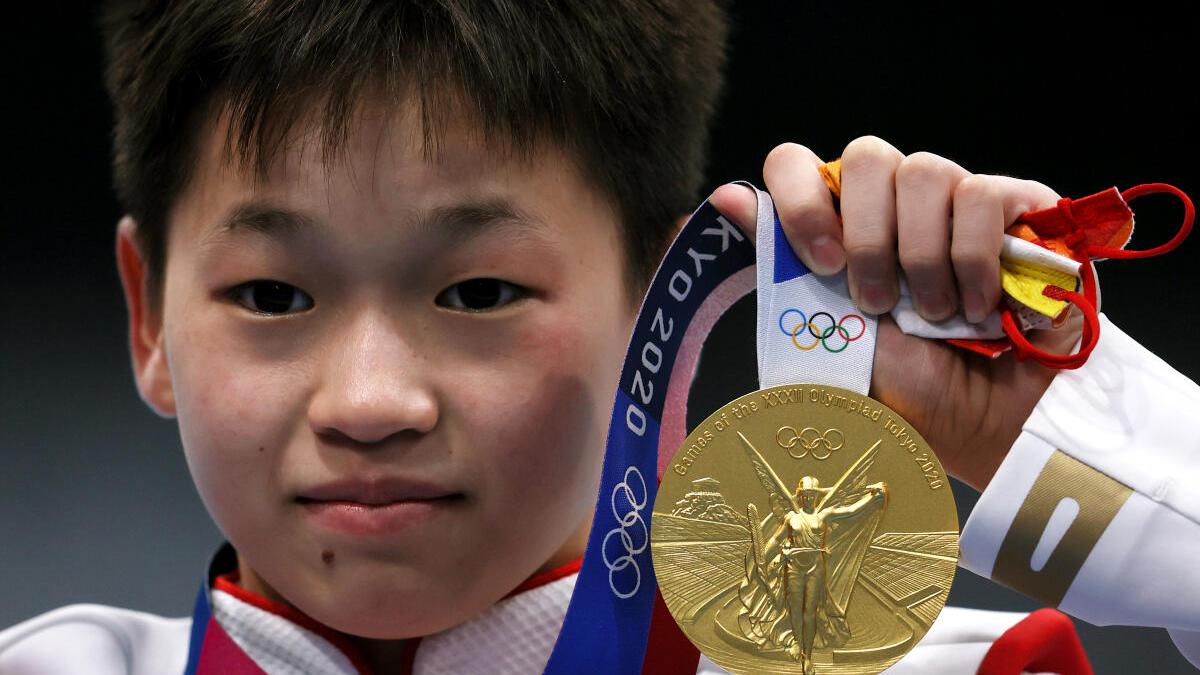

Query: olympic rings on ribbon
[778,309,866,353]
[601,466,648,599]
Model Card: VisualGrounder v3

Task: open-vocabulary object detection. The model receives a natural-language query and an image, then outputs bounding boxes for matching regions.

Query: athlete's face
[117,97,638,638]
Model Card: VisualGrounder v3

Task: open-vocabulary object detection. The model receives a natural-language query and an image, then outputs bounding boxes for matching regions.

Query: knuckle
[844,241,889,266]
[950,246,996,278]
[764,142,814,174]
[899,248,947,277]
[1021,177,1052,193]
[896,151,952,186]
[1022,177,1062,202]
[954,174,1002,203]
[842,135,901,170]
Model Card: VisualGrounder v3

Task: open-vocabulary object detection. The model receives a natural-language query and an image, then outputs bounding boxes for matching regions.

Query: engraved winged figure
[735,432,888,675]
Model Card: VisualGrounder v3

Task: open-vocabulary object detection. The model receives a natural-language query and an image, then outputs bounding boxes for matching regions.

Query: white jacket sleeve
[959,313,1200,668]
[0,604,190,675]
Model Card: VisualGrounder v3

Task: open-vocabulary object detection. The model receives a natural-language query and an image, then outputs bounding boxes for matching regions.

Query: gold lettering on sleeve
[991,449,1133,606]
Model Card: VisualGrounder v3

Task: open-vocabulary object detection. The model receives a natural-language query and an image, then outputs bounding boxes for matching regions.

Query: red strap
[1001,182,1193,369]
[1095,183,1195,259]
[977,608,1092,675]
[1002,281,1100,370]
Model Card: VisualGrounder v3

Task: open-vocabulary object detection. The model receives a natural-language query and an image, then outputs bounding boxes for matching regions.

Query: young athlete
[2,2,1197,673]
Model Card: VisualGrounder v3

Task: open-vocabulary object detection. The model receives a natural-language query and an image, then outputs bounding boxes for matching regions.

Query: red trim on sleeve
[977,608,1092,675]
[213,572,377,675]
[504,557,583,599]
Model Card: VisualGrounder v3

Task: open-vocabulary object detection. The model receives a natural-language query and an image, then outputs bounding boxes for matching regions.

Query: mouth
[296,477,464,537]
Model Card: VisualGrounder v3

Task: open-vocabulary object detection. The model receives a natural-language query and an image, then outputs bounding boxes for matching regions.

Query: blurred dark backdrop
[1,2,1196,673]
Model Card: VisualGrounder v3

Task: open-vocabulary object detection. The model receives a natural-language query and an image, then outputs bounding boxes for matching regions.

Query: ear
[115,216,177,418]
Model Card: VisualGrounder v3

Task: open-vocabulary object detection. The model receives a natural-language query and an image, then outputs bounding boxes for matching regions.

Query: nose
[307,309,439,447]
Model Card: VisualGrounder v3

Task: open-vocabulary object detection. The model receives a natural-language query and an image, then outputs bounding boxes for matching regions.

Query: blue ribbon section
[183,581,211,675]
[544,201,754,673]
[772,214,810,284]
[184,542,241,674]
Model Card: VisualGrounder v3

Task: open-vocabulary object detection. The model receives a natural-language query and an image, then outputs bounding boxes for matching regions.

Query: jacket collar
[186,542,582,675]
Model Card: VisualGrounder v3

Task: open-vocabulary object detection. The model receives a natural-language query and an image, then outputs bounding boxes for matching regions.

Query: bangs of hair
[102,0,729,310]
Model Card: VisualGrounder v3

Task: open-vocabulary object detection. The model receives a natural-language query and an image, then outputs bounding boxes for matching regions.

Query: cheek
[167,318,306,534]
[455,314,612,512]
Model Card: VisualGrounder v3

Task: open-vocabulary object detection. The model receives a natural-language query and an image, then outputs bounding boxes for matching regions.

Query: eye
[436,278,527,312]
[229,280,314,315]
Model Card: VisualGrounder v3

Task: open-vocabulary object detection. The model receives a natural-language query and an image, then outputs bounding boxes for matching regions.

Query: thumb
[707,182,759,239]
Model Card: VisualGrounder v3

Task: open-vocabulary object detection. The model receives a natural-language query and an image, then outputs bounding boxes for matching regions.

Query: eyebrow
[215,202,316,240]
[211,198,550,247]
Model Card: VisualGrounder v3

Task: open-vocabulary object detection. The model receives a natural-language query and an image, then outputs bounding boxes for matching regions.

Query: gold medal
[651,384,958,675]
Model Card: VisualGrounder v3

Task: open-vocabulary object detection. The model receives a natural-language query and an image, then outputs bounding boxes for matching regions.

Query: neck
[540,509,592,573]
[346,636,410,674]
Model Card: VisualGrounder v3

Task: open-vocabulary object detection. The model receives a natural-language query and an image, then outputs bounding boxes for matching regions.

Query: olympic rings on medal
[776,426,845,460]
[602,466,648,599]
[778,309,866,353]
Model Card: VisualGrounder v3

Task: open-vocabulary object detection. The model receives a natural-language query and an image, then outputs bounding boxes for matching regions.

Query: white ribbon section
[752,188,878,396]
[889,276,1004,340]
[749,186,1088,386]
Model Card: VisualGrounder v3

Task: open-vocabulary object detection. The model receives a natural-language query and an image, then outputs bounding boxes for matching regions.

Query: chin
[299,567,483,639]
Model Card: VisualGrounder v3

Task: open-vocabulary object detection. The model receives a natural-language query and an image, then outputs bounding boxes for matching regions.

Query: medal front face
[651,384,958,675]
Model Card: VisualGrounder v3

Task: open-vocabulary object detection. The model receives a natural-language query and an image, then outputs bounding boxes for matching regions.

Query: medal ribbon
[752,187,876,393]
[543,196,757,674]
[545,184,877,673]
[184,546,268,675]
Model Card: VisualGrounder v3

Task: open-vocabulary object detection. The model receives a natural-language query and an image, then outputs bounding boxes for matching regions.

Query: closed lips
[296,478,462,505]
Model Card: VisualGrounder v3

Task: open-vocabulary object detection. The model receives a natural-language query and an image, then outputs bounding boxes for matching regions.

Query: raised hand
[711,136,1082,490]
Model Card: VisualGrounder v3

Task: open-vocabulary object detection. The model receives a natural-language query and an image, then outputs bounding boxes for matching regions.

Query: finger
[951,175,1061,323]
[895,152,971,321]
[707,182,759,238]
[761,143,844,275]
[841,135,905,315]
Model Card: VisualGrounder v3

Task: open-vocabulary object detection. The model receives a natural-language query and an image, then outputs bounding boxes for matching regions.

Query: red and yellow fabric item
[816,159,1194,369]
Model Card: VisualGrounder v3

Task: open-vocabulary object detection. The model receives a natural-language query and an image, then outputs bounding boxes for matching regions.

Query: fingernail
[963,288,988,324]
[858,279,895,315]
[807,236,845,275]
[914,290,952,320]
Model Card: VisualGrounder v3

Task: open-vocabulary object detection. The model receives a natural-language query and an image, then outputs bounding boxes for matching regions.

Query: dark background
[1,2,1196,673]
